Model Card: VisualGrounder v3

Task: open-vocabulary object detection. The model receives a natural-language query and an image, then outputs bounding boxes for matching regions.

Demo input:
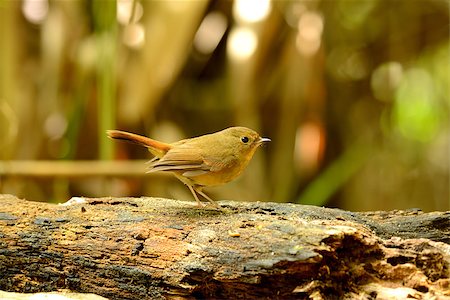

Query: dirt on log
[0,194,449,299]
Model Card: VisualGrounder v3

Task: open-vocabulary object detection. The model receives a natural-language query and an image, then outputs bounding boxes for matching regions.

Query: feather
[182,170,209,177]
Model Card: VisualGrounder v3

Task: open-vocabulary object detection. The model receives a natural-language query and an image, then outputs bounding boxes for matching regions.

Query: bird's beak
[258,137,271,144]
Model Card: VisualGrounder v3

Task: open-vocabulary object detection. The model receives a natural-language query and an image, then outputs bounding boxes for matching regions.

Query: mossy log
[0,194,449,299]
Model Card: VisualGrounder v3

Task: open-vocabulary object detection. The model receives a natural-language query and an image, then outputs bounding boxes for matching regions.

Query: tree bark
[0,194,449,299]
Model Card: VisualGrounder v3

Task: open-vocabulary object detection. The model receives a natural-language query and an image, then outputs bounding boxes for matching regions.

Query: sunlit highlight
[22,0,49,24]
[296,11,323,57]
[194,12,228,55]
[227,27,258,61]
[233,0,272,23]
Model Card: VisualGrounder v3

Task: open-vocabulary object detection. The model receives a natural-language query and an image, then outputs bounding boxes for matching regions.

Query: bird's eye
[241,136,249,143]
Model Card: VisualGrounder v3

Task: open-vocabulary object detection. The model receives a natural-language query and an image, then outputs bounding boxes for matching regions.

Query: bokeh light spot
[295,122,325,173]
[371,62,403,102]
[22,0,49,24]
[233,0,272,23]
[296,11,323,56]
[117,0,143,25]
[393,68,441,142]
[194,11,228,55]
[44,112,67,140]
[122,23,145,49]
[227,27,258,61]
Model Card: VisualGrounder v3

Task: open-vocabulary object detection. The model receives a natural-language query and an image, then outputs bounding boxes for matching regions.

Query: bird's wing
[147,146,235,176]
[146,147,209,173]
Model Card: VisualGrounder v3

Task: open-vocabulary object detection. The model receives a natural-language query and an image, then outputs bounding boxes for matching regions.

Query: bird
[107,126,270,208]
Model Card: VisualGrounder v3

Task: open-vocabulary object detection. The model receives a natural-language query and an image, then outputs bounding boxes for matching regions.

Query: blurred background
[0,0,448,211]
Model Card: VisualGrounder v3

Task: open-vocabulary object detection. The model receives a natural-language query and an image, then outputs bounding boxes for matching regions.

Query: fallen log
[0,194,449,299]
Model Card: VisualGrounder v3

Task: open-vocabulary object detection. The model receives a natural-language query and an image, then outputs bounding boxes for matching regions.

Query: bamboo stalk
[93,0,117,161]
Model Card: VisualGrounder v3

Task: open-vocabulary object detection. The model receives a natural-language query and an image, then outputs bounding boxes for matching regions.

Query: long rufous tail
[107,130,172,157]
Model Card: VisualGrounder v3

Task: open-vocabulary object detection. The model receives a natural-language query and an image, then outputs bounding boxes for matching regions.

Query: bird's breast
[183,159,246,187]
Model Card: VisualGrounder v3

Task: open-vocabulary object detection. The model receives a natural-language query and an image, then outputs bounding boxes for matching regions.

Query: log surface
[0,194,449,299]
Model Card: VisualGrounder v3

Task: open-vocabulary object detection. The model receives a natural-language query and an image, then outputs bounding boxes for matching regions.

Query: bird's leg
[186,184,205,207]
[194,186,219,208]
[174,174,219,208]
[174,174,205,207]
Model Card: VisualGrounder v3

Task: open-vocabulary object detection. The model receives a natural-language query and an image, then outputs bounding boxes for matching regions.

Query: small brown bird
[107,127,270,207]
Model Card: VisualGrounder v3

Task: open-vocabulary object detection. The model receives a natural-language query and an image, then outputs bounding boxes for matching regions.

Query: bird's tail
[106,130,171,158]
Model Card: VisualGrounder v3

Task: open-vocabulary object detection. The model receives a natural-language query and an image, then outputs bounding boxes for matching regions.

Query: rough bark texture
[0,194,449,299]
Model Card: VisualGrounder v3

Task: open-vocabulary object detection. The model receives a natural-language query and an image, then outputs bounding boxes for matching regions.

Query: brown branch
[0,160,162,177]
